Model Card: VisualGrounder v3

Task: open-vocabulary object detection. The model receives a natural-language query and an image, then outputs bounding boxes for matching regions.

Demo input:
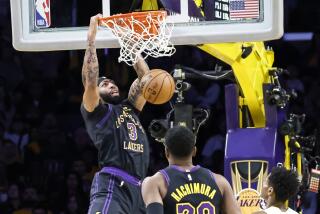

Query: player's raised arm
[133,55,150,80]
[141,173,165,214]
[128,55,150,111]
[214,174,242,214]
[82,14,102,112]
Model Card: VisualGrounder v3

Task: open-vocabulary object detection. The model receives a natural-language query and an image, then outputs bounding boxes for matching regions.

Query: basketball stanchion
[99,11,176,66]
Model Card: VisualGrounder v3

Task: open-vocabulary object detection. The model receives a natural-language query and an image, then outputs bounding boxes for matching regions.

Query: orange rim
[99,10,167,24]
[99,11,167,35]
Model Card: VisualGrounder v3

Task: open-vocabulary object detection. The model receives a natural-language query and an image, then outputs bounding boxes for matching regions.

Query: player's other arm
[82,14,101,112]
[214,174,242,214]
[128,55,150,111]
[141,173,165,214]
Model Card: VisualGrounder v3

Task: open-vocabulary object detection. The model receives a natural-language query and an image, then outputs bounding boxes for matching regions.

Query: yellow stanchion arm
[198,42,274,127]
[284,135,291,170]
[142,0,159,10]
[294,141,302,177]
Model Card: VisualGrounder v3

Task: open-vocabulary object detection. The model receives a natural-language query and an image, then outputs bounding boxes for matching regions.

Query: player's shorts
[87,167,145,214]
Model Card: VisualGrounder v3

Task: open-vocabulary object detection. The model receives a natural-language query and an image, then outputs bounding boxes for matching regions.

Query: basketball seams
[142,71,165,99]
[152,73,166,104]
[141,69,175,104]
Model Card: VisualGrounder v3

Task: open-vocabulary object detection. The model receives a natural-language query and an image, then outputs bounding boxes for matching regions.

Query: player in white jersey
[253,167,300,214]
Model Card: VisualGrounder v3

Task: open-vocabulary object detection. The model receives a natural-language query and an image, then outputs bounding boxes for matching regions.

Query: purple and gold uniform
[81,100,149,214]
[160,165,223,214]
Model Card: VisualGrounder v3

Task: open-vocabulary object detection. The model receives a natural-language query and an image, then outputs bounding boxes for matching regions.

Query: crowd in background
[0,0,319,213]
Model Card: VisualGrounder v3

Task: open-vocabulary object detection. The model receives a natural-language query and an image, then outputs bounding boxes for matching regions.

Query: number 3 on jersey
[127,123,137,141]
[176,201,215,214]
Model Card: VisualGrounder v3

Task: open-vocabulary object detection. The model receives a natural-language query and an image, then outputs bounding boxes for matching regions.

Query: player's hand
[87,14,102,43]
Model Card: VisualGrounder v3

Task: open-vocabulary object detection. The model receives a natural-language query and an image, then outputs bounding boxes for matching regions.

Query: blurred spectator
[64,195,85,214]
[0,83,15,129]
[201,134,225,170]
[302,192,318,214]
[72,127,92,154]
[185,82,221,109]
[4,116,29,156]
[13,186,39,214]
[285,65,304,94]
[71,160,87,179]
[1,139,24,184]
[0,122,7,187]
[0,183,21,214]
[0,0,10,28]
[54,172,88,213]
[0,40,24,91]
[0,185,8,205]
[32,205,49,214]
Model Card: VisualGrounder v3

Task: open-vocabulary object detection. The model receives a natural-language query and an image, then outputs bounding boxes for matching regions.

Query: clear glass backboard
[10,0,283,51]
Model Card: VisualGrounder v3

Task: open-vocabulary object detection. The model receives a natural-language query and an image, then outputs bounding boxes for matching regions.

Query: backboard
[10,0,283,51]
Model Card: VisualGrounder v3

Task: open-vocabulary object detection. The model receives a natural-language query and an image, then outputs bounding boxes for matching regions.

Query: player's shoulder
[207,170,227,184]
[80,102,116,126]
[142,172,165,188]
[195,166,227,184]
[211,172,227,181]
[209,171,232,194]
[81,101,107,114]
[144,172,164,182]
[287,208,299,214]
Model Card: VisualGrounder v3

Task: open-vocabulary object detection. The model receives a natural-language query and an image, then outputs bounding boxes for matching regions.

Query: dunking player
[81,14,151,214]
[141,126,241,214]
[253,167,300,214]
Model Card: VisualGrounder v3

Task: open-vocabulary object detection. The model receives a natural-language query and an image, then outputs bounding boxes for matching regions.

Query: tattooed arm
[133,55,150,80]
[82,14,101,112]
[128,55,150,111]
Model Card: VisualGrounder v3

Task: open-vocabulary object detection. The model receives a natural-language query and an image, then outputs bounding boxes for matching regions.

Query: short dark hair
[165,126,195,158]
[268,167,300,202]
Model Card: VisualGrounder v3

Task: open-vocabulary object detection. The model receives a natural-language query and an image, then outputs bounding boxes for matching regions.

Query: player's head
[261,167,300,204]
[98,77,121,104]
[164,126,196,160]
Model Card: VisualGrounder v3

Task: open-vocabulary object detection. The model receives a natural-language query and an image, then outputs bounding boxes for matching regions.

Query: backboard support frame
[10,0,283,52]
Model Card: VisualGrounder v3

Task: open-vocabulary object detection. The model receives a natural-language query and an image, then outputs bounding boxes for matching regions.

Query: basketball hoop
[99,11,175,66]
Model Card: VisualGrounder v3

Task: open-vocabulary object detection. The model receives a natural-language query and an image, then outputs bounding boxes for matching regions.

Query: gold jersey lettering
[184,184,191,195]
[200,184,206,194]
[209,189,216,199]
[180,186,187,196]
[171,192,181,202]
[115,107,144,133]
[193,183,200,193]
[170,183,217,202]
[176,189,184,199]
[204,186,211,196]
[123,141,143,153]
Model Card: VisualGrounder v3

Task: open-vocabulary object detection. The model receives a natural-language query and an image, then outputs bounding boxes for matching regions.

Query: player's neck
[268,199,287,211]
[169,159,194,170]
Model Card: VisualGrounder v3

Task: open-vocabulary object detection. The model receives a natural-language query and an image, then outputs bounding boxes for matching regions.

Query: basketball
[141,69,175,104]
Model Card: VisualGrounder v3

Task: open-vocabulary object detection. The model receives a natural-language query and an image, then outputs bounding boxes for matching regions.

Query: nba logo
[34,0,51,28]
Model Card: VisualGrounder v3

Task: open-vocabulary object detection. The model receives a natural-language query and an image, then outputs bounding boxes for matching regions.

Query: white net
[100,12,176,66]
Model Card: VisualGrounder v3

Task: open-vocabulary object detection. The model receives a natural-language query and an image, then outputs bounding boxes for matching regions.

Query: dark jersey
[160,165,223,214]
[80,100,149,179]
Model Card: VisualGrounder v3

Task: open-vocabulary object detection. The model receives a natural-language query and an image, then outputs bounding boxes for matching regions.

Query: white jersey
[264,206,299,214]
